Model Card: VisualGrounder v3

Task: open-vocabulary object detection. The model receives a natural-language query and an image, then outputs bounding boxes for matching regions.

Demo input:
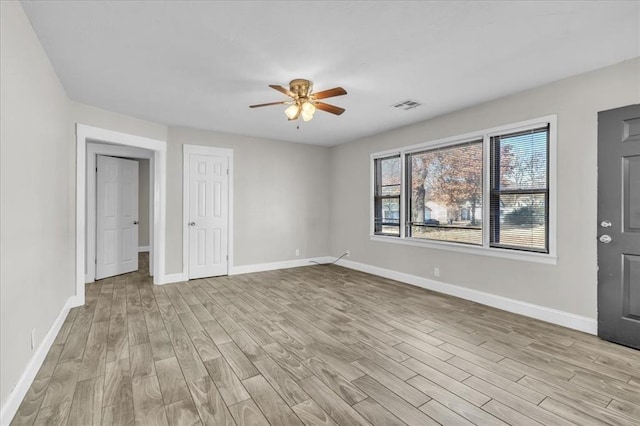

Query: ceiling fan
[249,79,347,122]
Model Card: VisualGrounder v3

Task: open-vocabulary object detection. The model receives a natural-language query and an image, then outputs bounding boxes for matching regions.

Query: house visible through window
[372,117,554,258]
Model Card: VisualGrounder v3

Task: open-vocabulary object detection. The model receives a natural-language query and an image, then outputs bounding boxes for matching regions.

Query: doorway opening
[87,147,152,282]
[76,124,168,305]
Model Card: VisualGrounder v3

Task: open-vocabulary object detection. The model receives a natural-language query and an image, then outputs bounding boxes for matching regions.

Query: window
[407,140,483,245]
[490,126,549,252]
[371,116,555,261]
[374,155,401,236]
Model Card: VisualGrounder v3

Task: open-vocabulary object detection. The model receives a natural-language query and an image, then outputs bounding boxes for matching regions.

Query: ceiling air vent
[391,99,421,110]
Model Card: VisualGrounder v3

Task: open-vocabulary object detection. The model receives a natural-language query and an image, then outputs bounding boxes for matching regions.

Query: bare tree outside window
[408,141,483,244]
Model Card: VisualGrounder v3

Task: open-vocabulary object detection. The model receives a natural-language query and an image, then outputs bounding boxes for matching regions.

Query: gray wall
[166,127,331,273]
[70,101,168,142]
[137,159,150,248]
[0,2,74,406]
[330,58,640,319]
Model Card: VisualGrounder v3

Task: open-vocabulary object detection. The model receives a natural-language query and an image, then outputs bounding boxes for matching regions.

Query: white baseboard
[154,272,187,285]
[230,257,333,275]
[68,295,84,307]
[0,296,83,426]
[138,245,150,253]
[336,259,597,335]
[154,257,333,284]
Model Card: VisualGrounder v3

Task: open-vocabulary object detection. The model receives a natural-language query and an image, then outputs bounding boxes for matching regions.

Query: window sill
[369,235,557,265]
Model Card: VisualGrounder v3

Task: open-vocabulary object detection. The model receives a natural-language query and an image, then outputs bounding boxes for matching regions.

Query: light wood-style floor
[11,254,640,425]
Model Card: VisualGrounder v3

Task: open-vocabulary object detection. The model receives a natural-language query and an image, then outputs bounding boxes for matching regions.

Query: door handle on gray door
[189,222,196,226]
[599,234,612,243]
[600,220,612,228]
[133,220,139,225]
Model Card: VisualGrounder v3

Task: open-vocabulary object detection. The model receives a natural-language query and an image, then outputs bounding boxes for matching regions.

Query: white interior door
[96,155,139,279]
[188,154,228,278]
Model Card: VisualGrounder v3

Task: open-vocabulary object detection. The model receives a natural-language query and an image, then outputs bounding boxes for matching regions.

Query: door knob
[189,222,196,226]
[600,220,612,228]
[599,234,612,244]
[133,220,139,225]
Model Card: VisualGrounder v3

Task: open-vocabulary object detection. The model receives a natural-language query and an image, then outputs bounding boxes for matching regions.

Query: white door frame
[86,144,153,283]
[76,124,168,305]
[182,145,234,279]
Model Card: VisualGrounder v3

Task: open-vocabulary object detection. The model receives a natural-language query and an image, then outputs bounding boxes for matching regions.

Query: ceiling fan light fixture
[300,101,316,121]
[284,104,299,119]
[301,110,314,122]
[301,101,316,115]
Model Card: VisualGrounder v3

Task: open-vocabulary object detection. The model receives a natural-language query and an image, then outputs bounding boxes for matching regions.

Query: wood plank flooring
[11,253,640,425]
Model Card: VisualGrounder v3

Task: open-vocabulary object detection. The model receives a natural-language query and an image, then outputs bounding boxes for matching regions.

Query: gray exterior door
[598,104,640,349]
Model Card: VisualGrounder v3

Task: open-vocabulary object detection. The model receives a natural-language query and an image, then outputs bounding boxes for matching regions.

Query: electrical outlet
[434,267,440,277]
[295,249,300,257]
[346,250,350,257]
[31,329,36,350]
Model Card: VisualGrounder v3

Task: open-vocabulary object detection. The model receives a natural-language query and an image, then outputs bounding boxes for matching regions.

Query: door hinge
[96,167,98,172]
[226,169,229,175]
[226,255,229,261]
[95,258,97,264]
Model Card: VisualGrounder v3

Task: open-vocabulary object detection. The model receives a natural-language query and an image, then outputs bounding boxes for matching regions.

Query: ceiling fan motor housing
[289,79,313,99]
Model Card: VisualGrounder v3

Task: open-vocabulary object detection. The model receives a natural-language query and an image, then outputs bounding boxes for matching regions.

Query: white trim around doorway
[76,124,169,304]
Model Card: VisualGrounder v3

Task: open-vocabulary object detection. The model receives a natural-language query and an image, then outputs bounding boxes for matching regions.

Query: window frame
[489,126,550,253]
[373,155,402,236]
[370,115,557,264]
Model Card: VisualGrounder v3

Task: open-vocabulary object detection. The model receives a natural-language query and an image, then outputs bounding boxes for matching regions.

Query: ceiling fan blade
[249,101,288,108]
[269,85,296,98]
[315,102,345,115]
[312,87,347,100]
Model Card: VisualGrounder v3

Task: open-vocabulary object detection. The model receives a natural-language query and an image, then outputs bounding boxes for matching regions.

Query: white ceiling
[21,1,640,146]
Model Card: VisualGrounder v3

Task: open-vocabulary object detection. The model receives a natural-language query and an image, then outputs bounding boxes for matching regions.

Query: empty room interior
[2,1,640,425]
